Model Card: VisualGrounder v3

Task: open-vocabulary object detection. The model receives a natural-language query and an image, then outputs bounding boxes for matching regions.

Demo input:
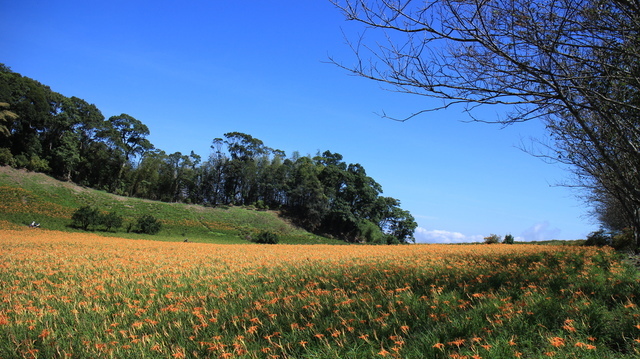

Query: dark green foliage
[503,233,515,244]
[0,147,14,166]
[0,64,416,244]
[253,231,279,244]
[612,229,635,251]
[100,211,123,232]
[136,214,162,235]
[584,229,611,247]
[71,206,99,230]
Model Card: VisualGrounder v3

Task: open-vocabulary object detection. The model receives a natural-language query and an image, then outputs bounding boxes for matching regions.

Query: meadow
[2,229,640,358]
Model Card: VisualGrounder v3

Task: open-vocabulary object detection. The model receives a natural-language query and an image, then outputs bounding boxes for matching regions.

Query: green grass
[0,166,341,244]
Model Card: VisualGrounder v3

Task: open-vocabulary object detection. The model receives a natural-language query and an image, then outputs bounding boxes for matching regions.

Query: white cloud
[520,221,561,242]
[414,227,484,244]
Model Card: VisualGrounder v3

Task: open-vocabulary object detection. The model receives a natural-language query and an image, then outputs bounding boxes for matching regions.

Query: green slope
[0,166,340,244]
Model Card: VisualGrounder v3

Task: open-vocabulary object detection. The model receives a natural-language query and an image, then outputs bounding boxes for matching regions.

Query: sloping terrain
[0,166,337,244]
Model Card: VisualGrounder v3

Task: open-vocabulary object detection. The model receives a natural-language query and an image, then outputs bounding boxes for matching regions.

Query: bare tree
[330,0,640,248]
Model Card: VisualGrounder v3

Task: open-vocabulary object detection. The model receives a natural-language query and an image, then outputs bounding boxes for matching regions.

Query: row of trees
[330,0,640,249]
[0,64,416,243]
[71,206,162,235]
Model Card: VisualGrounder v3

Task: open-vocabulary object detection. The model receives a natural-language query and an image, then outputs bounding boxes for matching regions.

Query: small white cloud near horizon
[414,227,484,244]
[415,220,563,244]
[520,221,562,242]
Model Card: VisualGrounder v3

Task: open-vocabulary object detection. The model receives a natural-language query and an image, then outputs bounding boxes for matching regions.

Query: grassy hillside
[0,166,340,244]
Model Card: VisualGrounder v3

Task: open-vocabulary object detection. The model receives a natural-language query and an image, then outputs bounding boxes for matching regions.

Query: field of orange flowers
[2,229,640,358]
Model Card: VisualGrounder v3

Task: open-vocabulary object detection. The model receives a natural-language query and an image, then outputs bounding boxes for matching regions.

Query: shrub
[584,229,611,247]
[100,211,123,232]
[136,214,162,235]
[0,148,14,166]
[611,228,635,251]
[254,200,267,210]
[356,219,385,244]
[253,231,279,244]
[484,234,501,244]
[503,233,515,244]
[72,206,100,230]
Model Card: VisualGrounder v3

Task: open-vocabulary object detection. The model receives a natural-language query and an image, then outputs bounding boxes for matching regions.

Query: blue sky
[1,0,598,243]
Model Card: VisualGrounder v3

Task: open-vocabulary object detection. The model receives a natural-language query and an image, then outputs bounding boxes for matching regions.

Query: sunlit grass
[2,229,640,358]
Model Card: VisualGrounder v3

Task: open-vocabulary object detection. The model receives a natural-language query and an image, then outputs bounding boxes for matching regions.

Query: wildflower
[433,343,445,349]
[562,324,577,332]
[549,337,565,347]
[299,340,308,348]
[448,338,466,347]
[378,348,390,356]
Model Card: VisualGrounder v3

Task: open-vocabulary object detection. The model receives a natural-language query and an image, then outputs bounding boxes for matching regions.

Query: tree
[331,0,638,123]
[253,231,280,244]
[101,114,154,191]
[484,234,502,244]
[100,211,124,232]
[286,156,328,231]
[136,214,162,235]
[0,102,17,137]
[503,234,515,244]
[331,0,640,248]
[72,206,100,231]
[380,205,417,243]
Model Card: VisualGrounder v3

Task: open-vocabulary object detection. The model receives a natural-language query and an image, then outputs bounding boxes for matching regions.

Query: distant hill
[0,166,340,244]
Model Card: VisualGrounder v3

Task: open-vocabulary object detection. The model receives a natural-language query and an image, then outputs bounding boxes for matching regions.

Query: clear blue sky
[1,0,598,243]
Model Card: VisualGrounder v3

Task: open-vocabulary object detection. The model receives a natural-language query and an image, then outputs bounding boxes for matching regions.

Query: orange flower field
[1,229,640,358]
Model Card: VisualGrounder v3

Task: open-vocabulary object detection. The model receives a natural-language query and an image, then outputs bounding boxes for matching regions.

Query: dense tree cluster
[0,64,416,243]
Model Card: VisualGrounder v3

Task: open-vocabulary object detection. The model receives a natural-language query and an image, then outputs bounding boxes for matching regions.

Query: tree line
[0,64,416,243]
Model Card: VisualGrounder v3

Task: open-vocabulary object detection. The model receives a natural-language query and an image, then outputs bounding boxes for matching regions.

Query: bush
[584,229,611,247]
[253,231,279,244]
[100,211,123,232]
[356,219,385,244]
[612,228,635,251]
[503,233,515,244]
[484,234,501,244]
[72,206,100,230]
[136,214,162,235]
[0,148,14,166]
